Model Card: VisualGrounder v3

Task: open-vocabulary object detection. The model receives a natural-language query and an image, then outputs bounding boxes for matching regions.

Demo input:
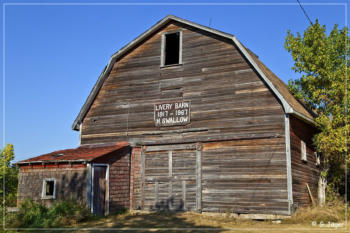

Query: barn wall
[129,140,289,215]
[80,21,286,146]
[202,138,289,215]
[130,147,142,210]
[290,115,319,207]
[17,165,88,206]
[92,148,131,213]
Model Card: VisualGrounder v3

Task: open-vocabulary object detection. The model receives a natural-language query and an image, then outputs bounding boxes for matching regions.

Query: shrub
[7,199,93,228]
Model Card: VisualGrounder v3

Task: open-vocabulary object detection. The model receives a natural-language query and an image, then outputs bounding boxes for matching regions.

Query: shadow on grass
[76,211,227,233]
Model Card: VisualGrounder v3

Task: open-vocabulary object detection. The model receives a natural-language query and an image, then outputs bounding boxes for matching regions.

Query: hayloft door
[92,165,108,215]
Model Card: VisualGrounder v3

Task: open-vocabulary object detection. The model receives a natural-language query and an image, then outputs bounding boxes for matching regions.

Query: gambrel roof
[72,15,315,131]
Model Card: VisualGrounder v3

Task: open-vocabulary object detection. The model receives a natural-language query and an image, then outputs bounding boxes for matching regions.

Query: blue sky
[0,0,347,162]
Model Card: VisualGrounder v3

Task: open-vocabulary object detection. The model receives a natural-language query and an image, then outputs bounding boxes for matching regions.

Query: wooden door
[92,166,107,215]
[142,144,201,212]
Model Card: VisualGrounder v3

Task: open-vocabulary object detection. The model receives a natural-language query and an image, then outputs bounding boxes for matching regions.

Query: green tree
[0,144,18,206]
[285,19,349,200]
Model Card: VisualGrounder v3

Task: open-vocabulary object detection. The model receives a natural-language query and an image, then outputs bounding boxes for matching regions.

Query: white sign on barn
[154,101,190,127]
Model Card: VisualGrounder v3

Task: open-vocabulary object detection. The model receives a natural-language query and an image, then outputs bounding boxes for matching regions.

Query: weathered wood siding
[81,22,286,146]
[18,165,88,206]
[290,115,319,207]
[130,147,142,209]
[92,147,131,213]
[130,139,289,214]
[80,21,290,215]
[202,138,289,214]
[140,144,199,211]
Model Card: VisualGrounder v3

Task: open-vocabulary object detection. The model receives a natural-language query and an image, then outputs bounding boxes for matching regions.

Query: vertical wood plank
[196,143,202,212]
[169,181,173,209]
[168,150,173,210]
[79,123,82,146]
[86,163,92,210]
[104,179,108,216]
[182,180,186,211]
[160,33,165,67]
[285,114,293,214]
[141,146,146,209]
[179,30,183,64]
[306,183,316,207]
[168,150,172,177]
[155,181,159,207]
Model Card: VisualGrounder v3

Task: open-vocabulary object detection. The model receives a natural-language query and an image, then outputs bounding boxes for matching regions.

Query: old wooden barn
[17,15,320,217]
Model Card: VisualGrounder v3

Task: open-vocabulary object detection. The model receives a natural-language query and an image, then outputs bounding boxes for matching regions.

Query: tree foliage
[0,144,18,206]
[285,20,349,198]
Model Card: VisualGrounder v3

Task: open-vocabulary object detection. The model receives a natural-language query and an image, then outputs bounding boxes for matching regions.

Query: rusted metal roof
[17,142,129,165]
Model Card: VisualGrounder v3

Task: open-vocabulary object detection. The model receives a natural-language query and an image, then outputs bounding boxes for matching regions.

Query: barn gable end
[79,20,287,146]
[72,15,314,133]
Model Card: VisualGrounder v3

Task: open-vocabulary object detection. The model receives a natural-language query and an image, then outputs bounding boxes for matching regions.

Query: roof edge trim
[291,110,316,126]
[16,159,89,165]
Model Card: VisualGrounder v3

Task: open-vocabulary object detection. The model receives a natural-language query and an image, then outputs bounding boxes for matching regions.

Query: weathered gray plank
[196,143,202,212]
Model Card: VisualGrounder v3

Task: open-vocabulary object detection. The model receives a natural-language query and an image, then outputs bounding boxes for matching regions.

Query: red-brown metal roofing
[17,142,129,164]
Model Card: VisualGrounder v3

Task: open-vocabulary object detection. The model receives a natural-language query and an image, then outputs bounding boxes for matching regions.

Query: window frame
[301,140,307,162]
[315,152,320,166]
[160,30,183,67]
[41,178,56,199]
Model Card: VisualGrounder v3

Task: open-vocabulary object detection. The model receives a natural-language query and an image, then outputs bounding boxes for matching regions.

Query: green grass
[5,199,93,228]
[3,201,349,232]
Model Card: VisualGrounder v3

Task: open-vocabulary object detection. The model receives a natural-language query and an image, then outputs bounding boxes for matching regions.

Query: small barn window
[161,31,182,66]
[301,140,307,161]
[315,152,320,166]
[42,178,56,199]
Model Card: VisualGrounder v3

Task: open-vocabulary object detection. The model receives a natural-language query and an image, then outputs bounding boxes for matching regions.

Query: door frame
[91,163,109,215]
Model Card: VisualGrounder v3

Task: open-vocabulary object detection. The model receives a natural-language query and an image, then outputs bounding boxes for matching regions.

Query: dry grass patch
[285,201,348,224]
[74,209,349,233]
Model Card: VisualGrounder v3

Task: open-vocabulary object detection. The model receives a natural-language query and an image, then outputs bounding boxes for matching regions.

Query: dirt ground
[73,211,348,233]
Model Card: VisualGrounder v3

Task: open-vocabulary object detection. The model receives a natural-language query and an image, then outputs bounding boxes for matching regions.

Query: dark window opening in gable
[164,32,180,65]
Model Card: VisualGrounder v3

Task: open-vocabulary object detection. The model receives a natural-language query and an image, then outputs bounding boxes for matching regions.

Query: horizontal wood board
[290,115,319,207]
[81,22,285,145]
[202,138,289,215]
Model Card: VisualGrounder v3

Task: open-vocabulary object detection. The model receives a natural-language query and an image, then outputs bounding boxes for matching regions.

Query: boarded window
[42,178,56,199]
[164,32,181,66]
[301,140,307,161]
